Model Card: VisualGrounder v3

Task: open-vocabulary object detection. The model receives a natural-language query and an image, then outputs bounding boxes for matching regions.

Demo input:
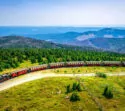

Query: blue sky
[0,0,125,26]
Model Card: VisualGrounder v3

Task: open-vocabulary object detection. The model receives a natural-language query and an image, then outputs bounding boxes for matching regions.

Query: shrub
[72,82,82,92]
[56,70,59,73]
[77,83,82,91]
[103,86,113,99]
[66,84,71,93]
[96,72,107,78]
[66,83,82,94]
[64,70,67,73]
[78,70,80,72]
[70,92,80,102]
[72,82,77,91]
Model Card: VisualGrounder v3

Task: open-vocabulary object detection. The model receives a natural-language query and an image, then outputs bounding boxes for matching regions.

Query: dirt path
[0,71,125,92]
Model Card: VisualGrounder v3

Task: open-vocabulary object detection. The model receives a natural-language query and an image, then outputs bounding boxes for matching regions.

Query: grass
[0,76,125,111]
[96,72,107,78]
[42,66,125,74]
[0,60,38,75]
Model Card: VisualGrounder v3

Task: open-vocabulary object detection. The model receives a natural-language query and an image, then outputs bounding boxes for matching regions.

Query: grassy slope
[0,76,125,111]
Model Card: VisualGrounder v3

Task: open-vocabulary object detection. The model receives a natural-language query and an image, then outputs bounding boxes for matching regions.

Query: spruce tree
[72,82,77,91]
[70,92,80,102]
[66,84,71,93]
[103,86,108,96]
[103,86,113,99]
[77,83,82,91]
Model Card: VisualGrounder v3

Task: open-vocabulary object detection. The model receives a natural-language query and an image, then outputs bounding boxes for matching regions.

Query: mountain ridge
[0,36,98,51]
[0,28,125,53]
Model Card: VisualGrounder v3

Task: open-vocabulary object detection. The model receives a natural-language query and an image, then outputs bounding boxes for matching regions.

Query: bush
[77,83,82,91]
[70,92,80,102]
[72,82,82,91]
[78,70,80,72]
[72,82,77,91]
[103,86,113,99]
[66,82,82,96]
[64,70,67,73]
[96,72,107,78]
[66,84,71,93]
[56,70,59,73]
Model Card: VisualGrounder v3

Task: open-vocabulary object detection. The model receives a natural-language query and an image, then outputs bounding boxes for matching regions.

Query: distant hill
[71,38,125,53]
[0,36,62,48]
[0,36,97,51]
[76,28,125,41]
[71,28,125,53]
[0,28,125,53]
[27,32,82,43]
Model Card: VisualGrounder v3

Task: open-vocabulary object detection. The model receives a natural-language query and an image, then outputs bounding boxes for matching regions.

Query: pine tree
[72,82,77,91]
[103,86,108,96]
[103,86,113,99]
[70,92,80,102]
[77,83,82,91]
[66,84,71,93]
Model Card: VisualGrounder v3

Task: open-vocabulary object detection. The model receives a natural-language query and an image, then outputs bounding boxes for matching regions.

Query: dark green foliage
[30,57,37,64]
[0,48,125,72]
[72,82,82,92]
[103,86,113,99]
[78,70,80,72]
[77,83,82,91]
[70,92,80,102]
[0,67,3,72]
[66,84,71,93]
[66,82,82,95]
[72,82,77,91]
[103,86,108,96]
[96,72,107,78]
[64,70,67,73]
[37,56,43,63]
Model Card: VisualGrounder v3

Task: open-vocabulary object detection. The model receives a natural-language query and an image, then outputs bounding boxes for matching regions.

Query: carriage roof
[103,61,121,64]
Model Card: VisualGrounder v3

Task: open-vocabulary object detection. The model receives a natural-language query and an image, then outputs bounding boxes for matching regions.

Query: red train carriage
[30,64,48,72]
[11,68,28,78]
[49,62,65,69]
[17,69,28,76]
[86,61,102,66]
[66,61,85,67]
[103,61,121,66]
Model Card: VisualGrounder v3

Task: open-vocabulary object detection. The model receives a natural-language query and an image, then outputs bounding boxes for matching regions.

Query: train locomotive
[0,61,125,83]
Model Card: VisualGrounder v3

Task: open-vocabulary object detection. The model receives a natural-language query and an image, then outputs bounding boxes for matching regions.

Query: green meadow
[0,76,125,111]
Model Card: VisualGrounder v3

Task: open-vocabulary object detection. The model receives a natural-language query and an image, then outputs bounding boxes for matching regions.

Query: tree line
[0,48,125,72]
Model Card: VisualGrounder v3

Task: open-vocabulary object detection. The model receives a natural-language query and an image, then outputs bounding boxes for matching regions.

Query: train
[0,61,125,83]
